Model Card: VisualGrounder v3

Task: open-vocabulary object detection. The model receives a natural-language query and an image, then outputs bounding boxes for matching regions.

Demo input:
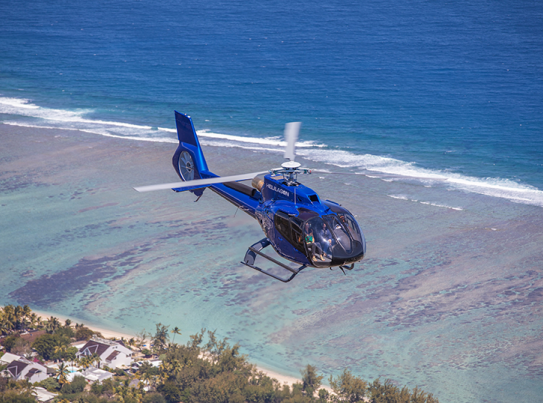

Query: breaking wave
[2,96,542,208]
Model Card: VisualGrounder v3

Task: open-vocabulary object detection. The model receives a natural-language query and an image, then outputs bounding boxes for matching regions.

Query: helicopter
[134,111,366,282]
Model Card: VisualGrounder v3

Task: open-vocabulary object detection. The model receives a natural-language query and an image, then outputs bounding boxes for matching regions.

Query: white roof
[82,368,113,382]
[0,353,21,365]
[34,387,57,403]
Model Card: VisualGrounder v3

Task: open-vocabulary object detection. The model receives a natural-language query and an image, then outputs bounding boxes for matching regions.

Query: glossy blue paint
[170,111,366,269]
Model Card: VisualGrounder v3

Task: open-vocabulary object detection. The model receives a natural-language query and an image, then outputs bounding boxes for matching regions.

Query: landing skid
[242,238,307,283]
[337,263,355,275]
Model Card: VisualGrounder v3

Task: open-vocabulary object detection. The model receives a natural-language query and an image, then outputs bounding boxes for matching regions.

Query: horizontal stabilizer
[134,171,268,193]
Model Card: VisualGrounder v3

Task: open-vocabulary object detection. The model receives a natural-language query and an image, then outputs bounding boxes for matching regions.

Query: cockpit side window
[275,213,290,239]
[304,217,333,264]
[275,212,306,254]
[338,213,362,243]
[323,215,352,253]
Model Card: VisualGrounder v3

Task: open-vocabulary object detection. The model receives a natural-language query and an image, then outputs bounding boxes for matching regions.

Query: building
[4,358,48,383]
[80,368,114,384]
[33,387,58,403]
[76,337,133,369]
[0,352,21,366]
[131,359,162,372]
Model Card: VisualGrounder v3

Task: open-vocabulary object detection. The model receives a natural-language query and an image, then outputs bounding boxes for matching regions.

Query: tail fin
[172,111,210,183]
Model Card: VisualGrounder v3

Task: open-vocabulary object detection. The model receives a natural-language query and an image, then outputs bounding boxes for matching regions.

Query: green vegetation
[35,377,60,392]
[1,306,440,403]
[125,327,439,403]
[74,325,96,341]
[60,375,87,395]
[0,305,36,335]
[0,378,36,403]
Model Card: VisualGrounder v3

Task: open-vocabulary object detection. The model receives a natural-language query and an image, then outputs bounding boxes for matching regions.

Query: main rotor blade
[134,171,268,192]
[310,169,364,175]
[283,122,301,162]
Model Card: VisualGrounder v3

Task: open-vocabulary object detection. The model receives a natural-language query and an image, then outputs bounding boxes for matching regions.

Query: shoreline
[14,307,308,388]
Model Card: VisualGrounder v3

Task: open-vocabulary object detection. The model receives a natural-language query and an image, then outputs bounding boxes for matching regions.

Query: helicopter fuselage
[199,173,366,269]
[163,111,366,278]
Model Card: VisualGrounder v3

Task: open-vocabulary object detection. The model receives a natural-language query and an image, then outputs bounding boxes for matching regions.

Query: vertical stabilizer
[172,111,210,181]
[172,111,211,196]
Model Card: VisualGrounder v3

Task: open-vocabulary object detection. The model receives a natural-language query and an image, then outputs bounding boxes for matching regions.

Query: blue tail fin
[172,111,210,179]
[172,111,211,196]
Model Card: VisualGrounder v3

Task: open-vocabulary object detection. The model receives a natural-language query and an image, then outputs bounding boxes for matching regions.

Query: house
[76,337,133,369]
[131,359,162,372]
[33,387,58,403]
[80,368,113,384]
[0,352,21,366]
[4,358,48,383]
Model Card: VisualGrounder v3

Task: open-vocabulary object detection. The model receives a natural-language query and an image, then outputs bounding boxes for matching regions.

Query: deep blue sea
[1,0,543,204]
[2,1,543,402]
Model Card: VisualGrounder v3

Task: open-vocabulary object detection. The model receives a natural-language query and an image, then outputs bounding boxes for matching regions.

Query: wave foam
[2,96,542,208]
[388,195,463,210]
[2,122,177,143]
[299,148,543,207]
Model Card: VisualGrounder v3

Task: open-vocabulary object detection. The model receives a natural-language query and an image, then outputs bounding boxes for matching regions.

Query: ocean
[1,1,543,402]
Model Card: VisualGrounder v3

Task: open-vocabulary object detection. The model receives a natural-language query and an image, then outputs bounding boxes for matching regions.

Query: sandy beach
[18,307,308,388]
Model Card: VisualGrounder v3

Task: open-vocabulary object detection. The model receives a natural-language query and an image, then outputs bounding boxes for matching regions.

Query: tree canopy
[0,309,441,403]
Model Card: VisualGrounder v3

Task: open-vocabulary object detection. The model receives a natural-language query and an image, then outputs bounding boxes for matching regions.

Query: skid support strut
[241,238,306,283]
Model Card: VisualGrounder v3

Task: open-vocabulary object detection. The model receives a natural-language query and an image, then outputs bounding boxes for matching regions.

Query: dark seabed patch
[9,248,146,307]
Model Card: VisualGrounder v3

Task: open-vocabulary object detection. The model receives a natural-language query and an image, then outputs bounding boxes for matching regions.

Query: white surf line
[388,195,463,211]
[158,127,325,148]
[0,97,325,149]
[3,97,543,207]
[1,122,178,143]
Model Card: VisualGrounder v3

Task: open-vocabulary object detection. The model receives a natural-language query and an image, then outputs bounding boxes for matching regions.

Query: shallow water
[2,1,543,400]
[2,124,543,402]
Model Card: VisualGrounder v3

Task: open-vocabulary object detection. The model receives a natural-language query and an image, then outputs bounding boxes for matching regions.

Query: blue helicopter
[135,111,366,282]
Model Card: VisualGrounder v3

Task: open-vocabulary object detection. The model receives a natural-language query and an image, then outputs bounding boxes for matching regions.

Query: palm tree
[91,353,101,368]
[28,313,39,330]
[3,305,15,318]
[0,310,14,335]
[14,305,24,330]
[54,345,67,362]
[56,362,70,386]
[1,305,15,334]
[21,305,31,331]
[79,356,90,369]
[22,305,31,317]
[45,316,61,334]
[136,329,150,350]
[170,326,182,344]
[152,323,169,352]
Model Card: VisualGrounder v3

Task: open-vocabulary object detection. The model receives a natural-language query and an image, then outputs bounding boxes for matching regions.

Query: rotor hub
[281,161,301,170]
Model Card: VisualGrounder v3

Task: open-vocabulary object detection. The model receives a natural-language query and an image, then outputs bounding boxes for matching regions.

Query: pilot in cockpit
[305,225,324,261]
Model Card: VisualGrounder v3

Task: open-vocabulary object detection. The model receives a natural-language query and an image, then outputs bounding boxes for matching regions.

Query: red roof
[106,351,120,361]
[78,340,110,357]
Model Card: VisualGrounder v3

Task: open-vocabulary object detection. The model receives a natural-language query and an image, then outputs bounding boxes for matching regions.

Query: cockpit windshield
[274,208,364,267]
[303,213,363,266]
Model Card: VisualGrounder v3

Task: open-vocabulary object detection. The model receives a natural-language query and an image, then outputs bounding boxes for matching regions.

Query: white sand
[13,308,307,388]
